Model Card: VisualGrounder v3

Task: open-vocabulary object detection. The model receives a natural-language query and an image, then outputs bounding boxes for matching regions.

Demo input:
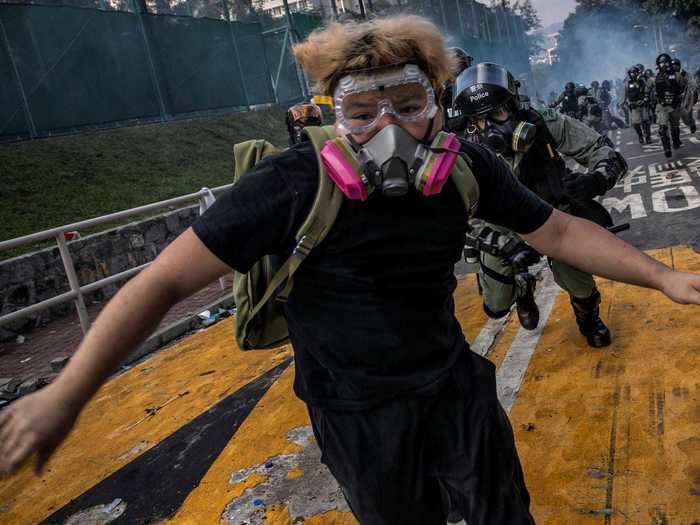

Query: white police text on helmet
[469,92,489,103]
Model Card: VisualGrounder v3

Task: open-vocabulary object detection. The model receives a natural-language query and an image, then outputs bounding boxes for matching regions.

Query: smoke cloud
[535,4,699,97]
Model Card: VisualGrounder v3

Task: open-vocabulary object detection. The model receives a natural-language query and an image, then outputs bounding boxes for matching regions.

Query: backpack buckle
[293,235,315,259]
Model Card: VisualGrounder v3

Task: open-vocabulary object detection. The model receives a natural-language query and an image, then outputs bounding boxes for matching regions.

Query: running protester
[2,15,700,525]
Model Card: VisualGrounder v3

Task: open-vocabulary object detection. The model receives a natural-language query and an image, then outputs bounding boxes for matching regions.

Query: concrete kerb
[124,292,236,367]
[0,292,235,408]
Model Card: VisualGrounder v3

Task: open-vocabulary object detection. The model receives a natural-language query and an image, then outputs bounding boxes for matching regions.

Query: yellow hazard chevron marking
[0,322,291,525]
[2,246,699,524]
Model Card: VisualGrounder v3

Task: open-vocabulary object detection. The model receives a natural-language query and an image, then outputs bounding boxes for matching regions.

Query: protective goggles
[334,64,438,134]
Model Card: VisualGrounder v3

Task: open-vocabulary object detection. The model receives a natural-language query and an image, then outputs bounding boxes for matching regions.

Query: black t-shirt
[193,139,552,410]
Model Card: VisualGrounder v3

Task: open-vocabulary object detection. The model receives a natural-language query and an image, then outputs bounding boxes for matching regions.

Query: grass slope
[0,106,290,252]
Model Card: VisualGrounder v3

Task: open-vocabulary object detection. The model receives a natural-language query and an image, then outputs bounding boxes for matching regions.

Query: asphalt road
[3,118,700,525]
[600,119,700,251]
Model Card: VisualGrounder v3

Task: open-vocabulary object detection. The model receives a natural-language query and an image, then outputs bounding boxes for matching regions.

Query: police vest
[562,94,578,112]
[627,81,643,103]
[656,73,683,106]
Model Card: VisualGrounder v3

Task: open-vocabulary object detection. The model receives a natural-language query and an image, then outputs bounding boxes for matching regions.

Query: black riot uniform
[549,82,580,118]
[454,63,628,347]
[619,66,652,144]
[654,53,685,157]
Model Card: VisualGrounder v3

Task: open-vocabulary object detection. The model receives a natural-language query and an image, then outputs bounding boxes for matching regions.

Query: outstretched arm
[0,228,231,474]
[522,209,700,304]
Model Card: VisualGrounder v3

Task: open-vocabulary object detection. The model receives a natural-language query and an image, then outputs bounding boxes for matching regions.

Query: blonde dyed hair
[293,15,456,96]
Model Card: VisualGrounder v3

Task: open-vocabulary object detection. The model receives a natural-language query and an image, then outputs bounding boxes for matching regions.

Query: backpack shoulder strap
[297,125,343,240]
[248,126,343,316]
[451,154,480,219]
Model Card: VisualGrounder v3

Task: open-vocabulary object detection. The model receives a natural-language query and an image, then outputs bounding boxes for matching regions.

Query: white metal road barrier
[0,184,233,335]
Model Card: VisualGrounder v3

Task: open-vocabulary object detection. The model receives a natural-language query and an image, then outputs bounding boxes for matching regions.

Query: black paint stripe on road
[40,358,292,525]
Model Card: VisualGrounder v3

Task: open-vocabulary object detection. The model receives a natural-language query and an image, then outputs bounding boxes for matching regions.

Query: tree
[514,0,541,31]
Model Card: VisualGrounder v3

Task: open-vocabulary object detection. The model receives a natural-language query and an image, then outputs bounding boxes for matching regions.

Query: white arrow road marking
[496,268,560,415]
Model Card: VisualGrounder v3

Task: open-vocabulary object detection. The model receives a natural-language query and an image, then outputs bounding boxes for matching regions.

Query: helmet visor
[334,65,437,134]
[455,63,512,96]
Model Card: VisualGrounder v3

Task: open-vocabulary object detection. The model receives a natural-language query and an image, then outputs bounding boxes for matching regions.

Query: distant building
[530,31,560,65]
[260,0,379,17]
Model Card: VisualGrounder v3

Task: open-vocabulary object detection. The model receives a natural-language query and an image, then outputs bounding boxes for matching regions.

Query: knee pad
[483,302,511,319]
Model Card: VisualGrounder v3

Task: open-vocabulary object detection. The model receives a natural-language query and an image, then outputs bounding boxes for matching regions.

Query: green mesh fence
[0,4,163,139]
[0,2,288,140]
[0,0,534,140]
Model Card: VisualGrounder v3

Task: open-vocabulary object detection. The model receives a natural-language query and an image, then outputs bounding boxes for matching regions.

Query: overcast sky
[530,0,577,28]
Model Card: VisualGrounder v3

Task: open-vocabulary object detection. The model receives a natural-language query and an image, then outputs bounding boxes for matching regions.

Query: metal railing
[0,184,233,335]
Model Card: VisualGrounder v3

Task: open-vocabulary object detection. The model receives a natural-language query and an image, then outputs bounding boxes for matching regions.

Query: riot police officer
[550,82,580,119]
[598,80,626,129]
[672,58,697,134]
[654,53,685,157]
[644,68,657,124]
[454,63,628,347]
[285,102,323,146]
[619,66,652,144]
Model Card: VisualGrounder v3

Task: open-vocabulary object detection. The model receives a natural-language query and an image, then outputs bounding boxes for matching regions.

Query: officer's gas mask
[321,64,462,200]
[475,110,537,155]
[452,62,537,156]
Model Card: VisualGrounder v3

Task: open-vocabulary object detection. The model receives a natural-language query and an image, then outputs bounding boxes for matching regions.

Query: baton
[607,223,631,234]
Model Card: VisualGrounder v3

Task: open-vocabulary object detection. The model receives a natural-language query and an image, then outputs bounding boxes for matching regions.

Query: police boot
[570,287,611,348]
[671,126,682,149]
[660,128,672,158]
[633,124,644,144]
[691,121,697,134]
[515,272,539,330]
[643,122,652,144]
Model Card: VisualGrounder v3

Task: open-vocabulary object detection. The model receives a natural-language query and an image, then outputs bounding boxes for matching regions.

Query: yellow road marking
[511,246,700,523]
[453,273,490,343]
[0,319,290,525]
[3,248,699,524]
[167,364,309,524]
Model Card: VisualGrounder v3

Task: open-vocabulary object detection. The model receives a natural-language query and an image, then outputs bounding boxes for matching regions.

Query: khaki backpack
[231,126,479,350]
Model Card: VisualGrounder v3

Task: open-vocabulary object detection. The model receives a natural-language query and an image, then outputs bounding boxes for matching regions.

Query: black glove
[500,238,541,269]
[562,171,605,202]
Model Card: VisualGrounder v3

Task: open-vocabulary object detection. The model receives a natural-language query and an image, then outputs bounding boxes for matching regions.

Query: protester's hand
[660,271,700,305]
[0,386,81,475]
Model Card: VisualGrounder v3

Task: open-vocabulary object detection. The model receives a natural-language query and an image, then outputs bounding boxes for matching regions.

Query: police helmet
[449,47,474,76]
[575,84,588,97]
[656,53,672,69]
[636,63,644,72]
[453,62,518,117]
[628,66,640,79]
[286,102,323,144]
[645,68,654,78]
[671,57,681,70]
[591,80,599,89]
[601,80,611,90]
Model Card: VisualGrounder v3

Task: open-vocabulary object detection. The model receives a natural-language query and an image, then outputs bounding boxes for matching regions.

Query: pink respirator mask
[320,124,462,200]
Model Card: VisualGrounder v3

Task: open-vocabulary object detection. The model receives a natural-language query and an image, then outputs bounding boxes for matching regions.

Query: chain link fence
[0,0,533,141]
